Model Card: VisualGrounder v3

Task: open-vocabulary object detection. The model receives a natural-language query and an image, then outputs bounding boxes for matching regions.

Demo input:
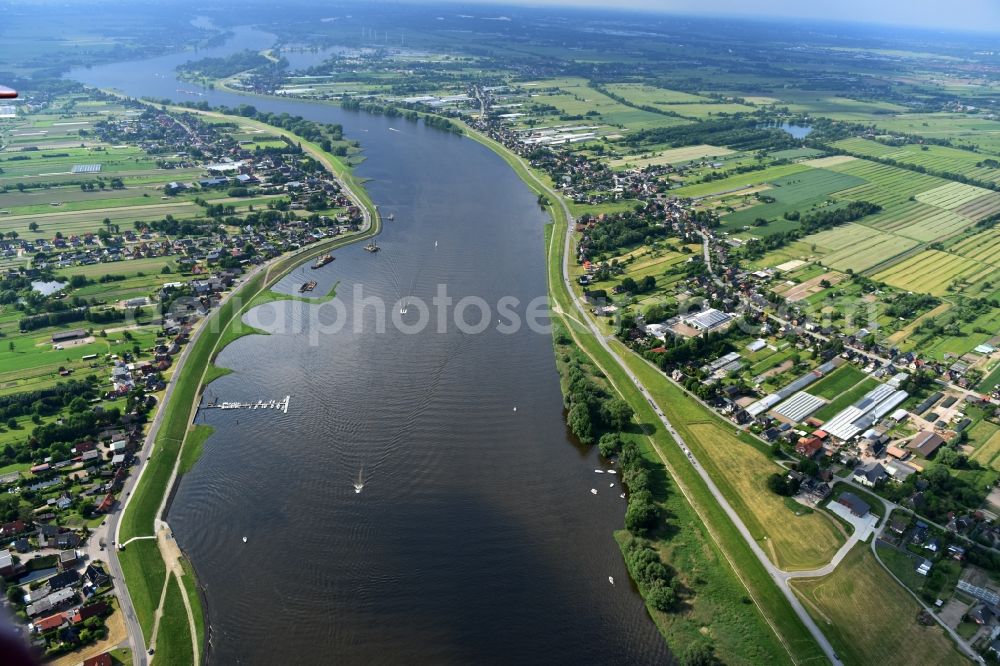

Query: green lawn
[486,125,827,662]
[814,377,879,421]
[155,573,194,666]
[809,365,868,400]
[791,544,968,666]
[116,539,165,644]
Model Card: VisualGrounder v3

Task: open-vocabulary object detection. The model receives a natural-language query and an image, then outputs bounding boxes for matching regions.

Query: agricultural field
[608,144,733,169]
[774,91,911,121]
[872,249,989,296]
[802,155,857,169]
[681,421,844,571]
[720,168,866,231]
[832,137,1000,186]
[601,82,715,107]
[673,162,811,198]
[791,545,969,666]
[949,227,1000,263]
[808,365,867,400]
[969,421,1000,471]
[802,224,919,274]
[870,113,1000,155]
[862,201,975,242]
[825,158,944,209]
[767,147,825,161]
[916,306,1000,360]
[516,77,690,133]
[915,182,1000,214]
[566,243,694,312]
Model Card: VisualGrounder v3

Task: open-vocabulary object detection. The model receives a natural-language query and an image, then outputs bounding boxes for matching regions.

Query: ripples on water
[70,27,672,665]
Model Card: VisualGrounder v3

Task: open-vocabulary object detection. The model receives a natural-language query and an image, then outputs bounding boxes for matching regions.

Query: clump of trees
[621,535,677,611]
[766,472,800,496]
[561,350,634,445]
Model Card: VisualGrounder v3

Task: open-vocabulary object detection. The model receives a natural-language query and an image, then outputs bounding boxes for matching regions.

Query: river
[68,25,670,665]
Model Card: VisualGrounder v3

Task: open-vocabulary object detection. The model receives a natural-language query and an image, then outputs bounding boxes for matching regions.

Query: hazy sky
[464,0,1000,32]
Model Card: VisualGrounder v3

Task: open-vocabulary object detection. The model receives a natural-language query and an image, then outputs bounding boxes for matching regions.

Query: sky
[458,0,1000,33]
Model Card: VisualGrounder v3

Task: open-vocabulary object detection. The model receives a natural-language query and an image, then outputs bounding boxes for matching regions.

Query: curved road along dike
[104,110,379,666]
[467,128,844,665]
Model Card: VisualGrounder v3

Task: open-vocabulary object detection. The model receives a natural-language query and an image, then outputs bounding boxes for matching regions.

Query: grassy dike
[464,123,826,664]
[113,107,381,663]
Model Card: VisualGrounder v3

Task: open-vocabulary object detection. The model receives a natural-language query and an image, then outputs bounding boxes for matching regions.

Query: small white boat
[606,470,616,474]
[389,127,400,132]
[620,493,626,499]
[434,241,438,247]
[594,469,604,474]
[609,576,614,585]
[609,483,615,488]
[513,407,517,412]
[242,536,247,543]
[590,488,598,495]
[353,467,365,494]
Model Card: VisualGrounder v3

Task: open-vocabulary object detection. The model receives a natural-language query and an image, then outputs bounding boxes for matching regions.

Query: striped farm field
[971,428,1000,471]
[873,249,986,295]
[832,137,900,158]
[832,137,1000,185]
[609,143,733,169]
[863,201,975,242]
[804,223,919,273]
[952,228,1000,263]
[915,182,997,210]
[802,155,857,168]
[955,193,1000,221]
[827,159,944,208]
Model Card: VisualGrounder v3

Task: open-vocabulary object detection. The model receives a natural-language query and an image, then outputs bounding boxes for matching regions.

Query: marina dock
[202,395,290,414]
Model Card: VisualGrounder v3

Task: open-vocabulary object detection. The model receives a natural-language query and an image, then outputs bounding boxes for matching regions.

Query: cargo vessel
[311,254,334,269]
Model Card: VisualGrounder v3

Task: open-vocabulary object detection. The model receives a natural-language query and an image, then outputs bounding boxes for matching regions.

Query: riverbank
[169,82,822,661]
[110,104,381,665]
[459,119,828,664]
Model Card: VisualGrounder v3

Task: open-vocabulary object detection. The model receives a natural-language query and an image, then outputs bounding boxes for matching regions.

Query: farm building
[681,308,734,332]
[836,492,871,518]
[910,431,945,458]
[913,392,942,416]
[745,360,837,417]
[773,392,826,422]
[51,329,86,343]
[822,383,908,441]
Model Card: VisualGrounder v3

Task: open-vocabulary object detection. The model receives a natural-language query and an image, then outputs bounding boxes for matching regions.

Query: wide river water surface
[68,25,670,665]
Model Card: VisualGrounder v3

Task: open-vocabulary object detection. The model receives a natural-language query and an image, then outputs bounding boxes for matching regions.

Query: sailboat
[353,468,365,494]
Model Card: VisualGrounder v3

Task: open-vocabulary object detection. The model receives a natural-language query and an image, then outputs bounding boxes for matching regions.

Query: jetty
[202,395,290,414]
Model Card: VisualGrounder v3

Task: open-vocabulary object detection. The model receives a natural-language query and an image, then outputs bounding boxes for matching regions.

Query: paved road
[780,506,877,581]
[867,506,983,663]
[106,262,269,666]
[502,152,845,665]
[101,107,379,666]
[701,229,994,404]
